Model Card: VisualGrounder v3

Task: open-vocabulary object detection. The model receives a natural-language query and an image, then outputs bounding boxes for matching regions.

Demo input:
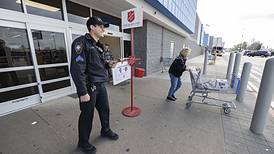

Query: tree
[230,42,248,52]
[247,41,262,50]
[242,42,248,50]
[230,43,241,51]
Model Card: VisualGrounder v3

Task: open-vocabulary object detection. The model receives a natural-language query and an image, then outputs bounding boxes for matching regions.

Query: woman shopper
[166,48,191,101]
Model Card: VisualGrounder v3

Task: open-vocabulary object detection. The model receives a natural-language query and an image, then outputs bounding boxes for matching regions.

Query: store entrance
[0,21,40,116]
[100,36,121,60]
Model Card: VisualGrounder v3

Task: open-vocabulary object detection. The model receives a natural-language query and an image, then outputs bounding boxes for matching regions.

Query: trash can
[135,67,145,78]
[230,75,236,88]
[235,77,241,95]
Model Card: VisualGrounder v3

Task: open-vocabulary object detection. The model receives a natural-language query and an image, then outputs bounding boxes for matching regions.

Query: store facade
[0,0,130,116]
[0,0,201,116]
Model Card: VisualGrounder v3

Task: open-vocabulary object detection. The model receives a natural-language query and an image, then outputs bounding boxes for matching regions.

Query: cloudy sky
[197,0,274,48]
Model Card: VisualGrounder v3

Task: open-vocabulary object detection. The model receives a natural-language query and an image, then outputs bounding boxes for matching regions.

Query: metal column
[250,58,274,134]
[231,53,242,88]
[226,52,235,79]
[236,62,252,102]
[203,48,208,75]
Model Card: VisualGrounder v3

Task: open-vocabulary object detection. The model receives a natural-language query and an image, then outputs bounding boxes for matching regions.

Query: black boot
[77,142,96,154]
[101,129,119,140]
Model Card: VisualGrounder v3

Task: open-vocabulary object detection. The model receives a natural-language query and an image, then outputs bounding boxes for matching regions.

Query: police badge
[74,42,83,54]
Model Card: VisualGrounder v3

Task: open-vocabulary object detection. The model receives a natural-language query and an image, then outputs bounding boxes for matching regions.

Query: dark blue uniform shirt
[70,33,110,96]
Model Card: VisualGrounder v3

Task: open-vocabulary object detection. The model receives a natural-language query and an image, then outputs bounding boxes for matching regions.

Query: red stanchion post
[121,28,141,117]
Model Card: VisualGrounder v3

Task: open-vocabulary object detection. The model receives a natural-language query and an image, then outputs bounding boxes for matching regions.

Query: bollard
[250,58,274,134]
[236,62,252,102]
[231,53,241,87]
[226,52,235,79]
[203,48,208,75]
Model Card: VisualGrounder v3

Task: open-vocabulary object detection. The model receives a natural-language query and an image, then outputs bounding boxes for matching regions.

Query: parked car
[243,50,252,56]
[247,50,271,57]
[211,46,224,56]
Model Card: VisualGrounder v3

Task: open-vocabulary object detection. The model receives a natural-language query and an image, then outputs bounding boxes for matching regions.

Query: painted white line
[247,84,253,91]
[249,72,262,83]
[240,67,274,109]
[253,66,263,72]
[251,69,262,77]
[248,82,274,109]
[239,69,261,83]
[248,81,259,92]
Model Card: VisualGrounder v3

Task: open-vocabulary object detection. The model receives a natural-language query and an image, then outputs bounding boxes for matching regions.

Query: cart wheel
[186,102,192,109]
[223,107,231,114]
[188,96,192,101]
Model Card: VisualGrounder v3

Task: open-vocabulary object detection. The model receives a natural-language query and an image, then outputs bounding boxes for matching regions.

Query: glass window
[72,34,81,41]
[42,79,70,92]
[124,41,131,58]
[32,30,67,65]
[66,0,90,24]
[0,26,33,68]
[0,69,36,89]
[0,0,23,12]
[39,66,69,81]
[25,0,63,20]
[0,86,38,103]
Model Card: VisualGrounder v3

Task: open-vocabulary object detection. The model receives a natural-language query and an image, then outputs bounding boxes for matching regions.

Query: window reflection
[0,69,36,89]
[26,0,63,20]
[0,86,38,103]
[32,30,67,65]
[72,34,81,41]
[66,0,90,24]
[42,79,70,92]
[0,0,23,12]
[39,66,69,81]
[0,26,33,68]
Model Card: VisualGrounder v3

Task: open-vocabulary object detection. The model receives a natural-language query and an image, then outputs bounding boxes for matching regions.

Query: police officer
[70,16,119,154]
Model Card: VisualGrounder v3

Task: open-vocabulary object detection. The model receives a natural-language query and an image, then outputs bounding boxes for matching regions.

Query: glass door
[29,24,72,102]
[0,20,40,116]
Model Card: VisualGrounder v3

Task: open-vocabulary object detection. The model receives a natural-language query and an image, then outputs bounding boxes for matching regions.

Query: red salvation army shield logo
[127,10,135,23]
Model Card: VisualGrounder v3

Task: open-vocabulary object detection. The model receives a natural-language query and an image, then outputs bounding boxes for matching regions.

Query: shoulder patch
[74,42,83,54]
[75,55,84,62]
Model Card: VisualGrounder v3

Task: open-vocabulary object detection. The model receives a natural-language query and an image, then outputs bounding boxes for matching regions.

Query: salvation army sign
[122,7,143,29]
[112,61,131,85]
[128,10,135,23]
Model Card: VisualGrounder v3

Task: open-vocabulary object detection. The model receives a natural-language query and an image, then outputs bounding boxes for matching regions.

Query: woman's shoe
[171,94,177,100]
[166,96,176,101]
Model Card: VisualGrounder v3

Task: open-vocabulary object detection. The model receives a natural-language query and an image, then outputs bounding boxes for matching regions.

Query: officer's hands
[80,94,90,103]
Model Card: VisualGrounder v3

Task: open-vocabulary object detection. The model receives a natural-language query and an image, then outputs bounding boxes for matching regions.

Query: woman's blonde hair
[180,48,191,58]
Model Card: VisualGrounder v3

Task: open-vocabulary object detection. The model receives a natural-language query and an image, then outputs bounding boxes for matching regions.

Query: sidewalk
[0,53,274,154]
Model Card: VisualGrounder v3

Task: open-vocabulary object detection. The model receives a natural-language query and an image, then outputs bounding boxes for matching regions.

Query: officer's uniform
[70,33,111,146]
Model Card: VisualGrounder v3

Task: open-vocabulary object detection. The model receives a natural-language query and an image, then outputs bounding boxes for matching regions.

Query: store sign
[112,61,131,85]
[121,7,143,29]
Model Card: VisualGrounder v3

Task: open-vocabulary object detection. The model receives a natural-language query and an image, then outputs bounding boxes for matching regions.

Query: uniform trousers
[78,83,110,145]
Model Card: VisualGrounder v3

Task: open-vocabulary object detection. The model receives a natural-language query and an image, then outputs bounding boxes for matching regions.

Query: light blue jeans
[167,73,182,97]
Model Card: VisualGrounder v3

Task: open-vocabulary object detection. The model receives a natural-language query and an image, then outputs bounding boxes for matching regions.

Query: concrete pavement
[1,53,274,154]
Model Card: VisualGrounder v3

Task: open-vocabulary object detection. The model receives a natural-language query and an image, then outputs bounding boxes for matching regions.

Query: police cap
[86,16,109,30]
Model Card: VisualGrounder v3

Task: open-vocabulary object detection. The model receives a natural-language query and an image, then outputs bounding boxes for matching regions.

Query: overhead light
[83,17,90,20]
[11,34,21,38]
[16,0,60,12]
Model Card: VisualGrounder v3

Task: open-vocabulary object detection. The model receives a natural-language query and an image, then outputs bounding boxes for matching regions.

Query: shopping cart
[186,67,236,114]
